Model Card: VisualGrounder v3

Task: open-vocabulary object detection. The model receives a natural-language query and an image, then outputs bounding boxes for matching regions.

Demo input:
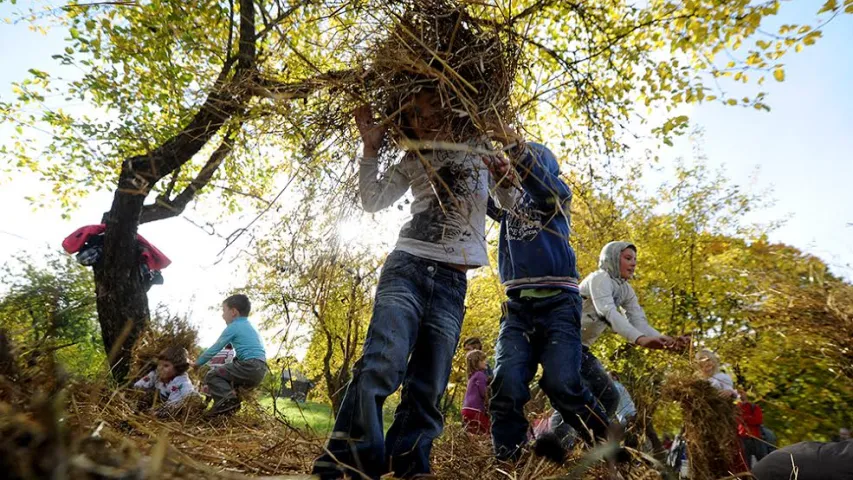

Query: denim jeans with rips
[549,348,619,447]
[312,250,467,480]
[490,291,609,460]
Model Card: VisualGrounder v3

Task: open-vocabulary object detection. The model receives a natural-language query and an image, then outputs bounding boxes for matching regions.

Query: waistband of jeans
[390,250,467,279]
[507,288,576,301]
[235,357,267,365]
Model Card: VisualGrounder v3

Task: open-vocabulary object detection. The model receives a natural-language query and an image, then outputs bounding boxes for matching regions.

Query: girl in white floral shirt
[133,346,196,406]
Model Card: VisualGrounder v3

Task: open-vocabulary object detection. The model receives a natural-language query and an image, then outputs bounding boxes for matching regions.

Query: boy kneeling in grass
[195,294,267,416]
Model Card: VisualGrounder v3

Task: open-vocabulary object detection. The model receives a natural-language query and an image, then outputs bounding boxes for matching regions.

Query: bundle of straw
[130,313,199,381]
[363,0,518,151]
[663,376,741,480]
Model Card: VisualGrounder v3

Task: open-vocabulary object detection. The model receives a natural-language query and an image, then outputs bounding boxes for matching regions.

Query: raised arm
[359,157,411,212]
[487,164,519,211]
[513,143,572,208]
[196,324,237,366]
[355,105,410,212]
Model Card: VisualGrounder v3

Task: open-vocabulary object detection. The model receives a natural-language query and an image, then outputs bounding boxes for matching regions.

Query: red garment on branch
[62,224,171,270]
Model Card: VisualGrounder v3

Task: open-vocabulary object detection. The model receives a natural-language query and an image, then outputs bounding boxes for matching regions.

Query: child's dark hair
[384,84,441,141]
[463,337,483,349]
[158,346,190,375]
[223,294,251,316]
[466,349,487,377]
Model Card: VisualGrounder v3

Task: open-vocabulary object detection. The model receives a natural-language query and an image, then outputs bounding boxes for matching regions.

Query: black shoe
[533,432,567,464]
[207,397,241,417]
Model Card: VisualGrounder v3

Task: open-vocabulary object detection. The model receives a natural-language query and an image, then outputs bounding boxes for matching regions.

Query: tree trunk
[88,0,259,382]
[93,161,151,382]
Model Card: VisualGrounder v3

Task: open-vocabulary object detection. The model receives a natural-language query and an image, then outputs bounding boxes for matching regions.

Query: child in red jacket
[737,389,766,469]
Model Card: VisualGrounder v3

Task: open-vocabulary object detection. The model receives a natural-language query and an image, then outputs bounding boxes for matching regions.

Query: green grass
[258,397,397,436]
[259,397,337,434]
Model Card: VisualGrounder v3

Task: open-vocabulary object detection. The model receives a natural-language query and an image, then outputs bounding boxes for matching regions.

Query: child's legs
[204,366,236,403]
[549,349,612,444]
[490,299,537,461]
[215,358,267,402]
[313,251,426,480]
[385,262,466,478]
[579,350,619,418]
[536,292,609,444]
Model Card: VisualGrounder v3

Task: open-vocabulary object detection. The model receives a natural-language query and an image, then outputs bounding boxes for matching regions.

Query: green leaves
[818,0,838,14]
[0,0,842,218]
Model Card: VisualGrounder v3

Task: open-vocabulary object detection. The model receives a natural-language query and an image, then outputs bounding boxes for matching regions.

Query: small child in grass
[462,349,490,435]
[195,294,268,416]
[133,345,196,413]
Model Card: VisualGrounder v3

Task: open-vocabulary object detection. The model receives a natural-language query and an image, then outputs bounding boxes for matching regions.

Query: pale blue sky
[1,2,851,350]
[690,1,852,278]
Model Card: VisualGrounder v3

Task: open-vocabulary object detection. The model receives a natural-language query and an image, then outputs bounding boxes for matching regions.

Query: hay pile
[3,326,665,480]
[0,348,319,479]
[130,312,199,381]
[663,376,741,480]
[431,424,663,480]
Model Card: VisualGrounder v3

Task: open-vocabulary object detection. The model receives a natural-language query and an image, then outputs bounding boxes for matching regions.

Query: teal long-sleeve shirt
[196,317,266,365]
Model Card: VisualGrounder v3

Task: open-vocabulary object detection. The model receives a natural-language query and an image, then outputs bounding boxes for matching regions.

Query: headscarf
[598,241,637,282]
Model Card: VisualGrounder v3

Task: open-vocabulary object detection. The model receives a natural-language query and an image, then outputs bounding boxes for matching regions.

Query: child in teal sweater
[196,294,267,416]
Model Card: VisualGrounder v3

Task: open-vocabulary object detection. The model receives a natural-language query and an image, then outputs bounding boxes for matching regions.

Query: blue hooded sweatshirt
[490,142,579,294]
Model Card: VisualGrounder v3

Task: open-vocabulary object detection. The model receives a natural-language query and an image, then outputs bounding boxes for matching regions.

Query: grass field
[258,396,397,435]
[258,397,336,434]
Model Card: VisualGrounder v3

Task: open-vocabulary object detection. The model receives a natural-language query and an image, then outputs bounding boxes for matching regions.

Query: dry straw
[663,375,742,480]
[1,325,668,479]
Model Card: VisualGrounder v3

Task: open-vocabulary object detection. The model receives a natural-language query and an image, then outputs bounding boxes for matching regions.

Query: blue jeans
[490,291,609,460]
[549,348,619,447]
[312,250,467,479]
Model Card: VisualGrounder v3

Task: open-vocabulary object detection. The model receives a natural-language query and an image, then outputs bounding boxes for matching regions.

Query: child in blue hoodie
[486,127,609,462]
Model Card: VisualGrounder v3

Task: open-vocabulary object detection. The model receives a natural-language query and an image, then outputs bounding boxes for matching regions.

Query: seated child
[195,294,267,416]
[133,345,196,411]
[462,349,490,435]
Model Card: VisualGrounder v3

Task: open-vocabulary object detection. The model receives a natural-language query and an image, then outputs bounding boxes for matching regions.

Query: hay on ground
[130,311,199,381]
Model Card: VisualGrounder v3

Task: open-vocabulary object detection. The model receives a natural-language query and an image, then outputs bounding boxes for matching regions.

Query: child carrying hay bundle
[312,1,520,479]
[360,0,518,160]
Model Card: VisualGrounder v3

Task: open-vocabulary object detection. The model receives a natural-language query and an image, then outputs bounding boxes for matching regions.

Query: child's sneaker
[533,432,567,464]
[206,397,241,417]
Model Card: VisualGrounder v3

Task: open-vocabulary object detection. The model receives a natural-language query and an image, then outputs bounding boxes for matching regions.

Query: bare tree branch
[139,123,241,224]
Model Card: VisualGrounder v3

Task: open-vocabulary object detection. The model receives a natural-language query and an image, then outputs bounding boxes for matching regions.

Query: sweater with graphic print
[491,142,580,294]
[133,370,196,405]
[360,142,517,267]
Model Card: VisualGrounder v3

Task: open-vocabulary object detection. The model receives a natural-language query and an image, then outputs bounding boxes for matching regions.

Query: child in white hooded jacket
[550,241,688,443]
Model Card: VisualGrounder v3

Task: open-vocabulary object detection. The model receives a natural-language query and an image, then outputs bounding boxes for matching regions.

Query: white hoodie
[580,241,661,346]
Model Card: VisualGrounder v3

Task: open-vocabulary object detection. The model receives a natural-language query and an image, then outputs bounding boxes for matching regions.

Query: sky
[1,1,851,354]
